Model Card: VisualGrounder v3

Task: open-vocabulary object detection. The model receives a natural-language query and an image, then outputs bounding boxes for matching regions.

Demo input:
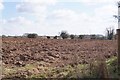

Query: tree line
[2,27,116,40]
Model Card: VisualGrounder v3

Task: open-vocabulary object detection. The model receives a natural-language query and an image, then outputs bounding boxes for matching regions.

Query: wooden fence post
[117,29,120,75]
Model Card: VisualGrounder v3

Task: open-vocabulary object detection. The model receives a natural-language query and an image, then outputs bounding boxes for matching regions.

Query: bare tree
[106,27,114,40]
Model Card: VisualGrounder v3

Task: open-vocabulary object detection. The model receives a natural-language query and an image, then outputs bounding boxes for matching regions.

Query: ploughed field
[2,38,117,68]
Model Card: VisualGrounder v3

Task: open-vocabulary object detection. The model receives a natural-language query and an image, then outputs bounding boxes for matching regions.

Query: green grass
[2,56,119,78]
[106,56,118,78]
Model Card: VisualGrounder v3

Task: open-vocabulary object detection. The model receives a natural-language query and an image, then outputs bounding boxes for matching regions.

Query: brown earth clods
[2,38,117,67]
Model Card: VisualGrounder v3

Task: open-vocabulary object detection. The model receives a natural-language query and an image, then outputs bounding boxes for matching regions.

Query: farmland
[1,38,119,78]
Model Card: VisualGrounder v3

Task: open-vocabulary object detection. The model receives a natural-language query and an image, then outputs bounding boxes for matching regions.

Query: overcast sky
[0,0,119,36]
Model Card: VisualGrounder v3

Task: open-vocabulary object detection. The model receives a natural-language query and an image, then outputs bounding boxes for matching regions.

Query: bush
[2,35,6,38]
[78,35,84,39]
[54,36,58,39]
[70,34,75,39]
[14,36,18,38]
[47,36,50,39]
[60,31,69,39]
[91,35,96,39]
[27,34,38,38]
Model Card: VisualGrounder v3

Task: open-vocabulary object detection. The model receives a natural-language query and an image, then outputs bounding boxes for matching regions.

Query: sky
[0,0,119,36]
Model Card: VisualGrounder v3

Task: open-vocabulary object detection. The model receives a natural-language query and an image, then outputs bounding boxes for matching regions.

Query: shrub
[54,36,58,39]
[47,36,50,39]
[78,35,84,39]
[27,33,38,38]
[91,35,96,39]
[14,36,18,38]
[60,31,69,39]
[70,34,75,39]
[2,35,6,38]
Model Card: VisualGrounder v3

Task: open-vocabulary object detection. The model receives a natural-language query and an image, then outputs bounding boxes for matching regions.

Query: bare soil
[2,38,117,68]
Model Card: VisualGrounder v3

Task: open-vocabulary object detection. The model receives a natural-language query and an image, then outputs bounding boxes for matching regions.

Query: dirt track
[2,38,117,67]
